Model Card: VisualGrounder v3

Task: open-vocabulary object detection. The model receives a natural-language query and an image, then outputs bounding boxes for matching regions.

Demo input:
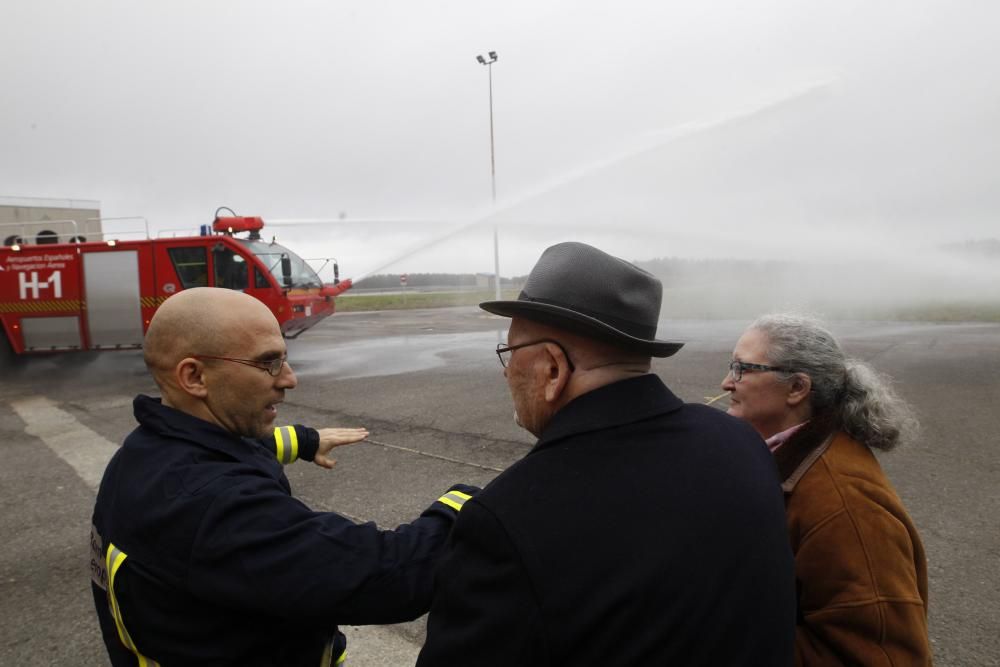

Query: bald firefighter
[90,287,477,666]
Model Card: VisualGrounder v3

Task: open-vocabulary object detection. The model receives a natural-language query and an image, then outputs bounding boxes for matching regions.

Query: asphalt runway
[1,307,997,666]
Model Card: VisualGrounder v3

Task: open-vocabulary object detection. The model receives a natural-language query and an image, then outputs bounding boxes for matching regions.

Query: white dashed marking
[10,396,118,491]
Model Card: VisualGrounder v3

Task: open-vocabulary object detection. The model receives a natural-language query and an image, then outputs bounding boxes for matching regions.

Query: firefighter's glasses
[727,360,794,382]
[495,340,576,372]
[193,354,289,376]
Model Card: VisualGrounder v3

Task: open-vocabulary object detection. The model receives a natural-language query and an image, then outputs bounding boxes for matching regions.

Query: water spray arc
[274,78,839,283]
[483,77,838,228]
[358,78,839,279]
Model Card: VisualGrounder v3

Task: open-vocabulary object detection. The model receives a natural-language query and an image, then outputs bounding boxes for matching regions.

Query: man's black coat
[418,374,795,666]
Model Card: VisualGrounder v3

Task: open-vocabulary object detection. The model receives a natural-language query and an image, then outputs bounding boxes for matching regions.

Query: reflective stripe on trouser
[105,543,161,667]
[273,426,300,464]
[437,489,472,512]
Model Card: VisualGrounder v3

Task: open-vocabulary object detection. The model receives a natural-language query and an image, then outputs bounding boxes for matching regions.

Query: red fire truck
[0,211,352,355]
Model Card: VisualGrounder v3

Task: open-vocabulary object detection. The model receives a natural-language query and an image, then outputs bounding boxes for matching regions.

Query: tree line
[353,273,521,289]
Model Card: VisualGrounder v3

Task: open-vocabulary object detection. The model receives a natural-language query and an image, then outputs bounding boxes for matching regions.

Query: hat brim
[480,299,684,358]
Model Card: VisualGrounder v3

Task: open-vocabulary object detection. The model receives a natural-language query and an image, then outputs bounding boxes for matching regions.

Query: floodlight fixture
[476,55,486,64]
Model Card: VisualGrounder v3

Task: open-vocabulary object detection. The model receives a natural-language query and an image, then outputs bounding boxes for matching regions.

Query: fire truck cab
[0,213,351,354]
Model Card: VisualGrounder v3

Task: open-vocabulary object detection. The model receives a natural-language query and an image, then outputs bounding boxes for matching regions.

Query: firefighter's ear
[175,358,209,398]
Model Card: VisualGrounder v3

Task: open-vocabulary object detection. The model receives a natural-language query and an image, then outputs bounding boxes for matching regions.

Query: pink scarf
[765,422,808,454]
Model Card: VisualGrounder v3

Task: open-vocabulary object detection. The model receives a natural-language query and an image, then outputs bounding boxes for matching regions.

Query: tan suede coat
[774,419,931,666]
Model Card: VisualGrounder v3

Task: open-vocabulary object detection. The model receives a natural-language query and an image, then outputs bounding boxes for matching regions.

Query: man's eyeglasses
[727,360,794,382]
[496,339,576,372]
[193,354,289,377]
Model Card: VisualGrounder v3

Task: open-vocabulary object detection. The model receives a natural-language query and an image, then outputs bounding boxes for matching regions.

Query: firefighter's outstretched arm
[262,424,368,468]
[313,427,370,469]
[188,479,481,625]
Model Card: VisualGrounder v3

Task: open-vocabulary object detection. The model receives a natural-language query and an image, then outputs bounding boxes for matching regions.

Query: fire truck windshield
[240,239,322,288]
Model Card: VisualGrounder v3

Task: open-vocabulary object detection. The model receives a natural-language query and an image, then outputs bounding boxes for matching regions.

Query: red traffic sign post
[400,274,408,286]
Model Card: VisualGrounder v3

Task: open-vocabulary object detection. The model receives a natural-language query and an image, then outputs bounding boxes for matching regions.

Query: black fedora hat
[480,242,684,357]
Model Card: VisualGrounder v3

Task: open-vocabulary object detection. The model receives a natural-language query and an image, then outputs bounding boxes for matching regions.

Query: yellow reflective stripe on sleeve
[287,426,299,462]
[273,426,286,463]
[105,543,161,667]
[437,489,473,511]
[106,546,130,649]
[336,650,346,665]
[273,426,299,464]
[438,496,462,511]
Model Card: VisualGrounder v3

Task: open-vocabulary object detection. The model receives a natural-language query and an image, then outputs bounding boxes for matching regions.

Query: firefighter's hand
[313,427,369,469]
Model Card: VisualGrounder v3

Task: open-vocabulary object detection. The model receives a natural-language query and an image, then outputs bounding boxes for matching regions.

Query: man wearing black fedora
[417,242,796,666]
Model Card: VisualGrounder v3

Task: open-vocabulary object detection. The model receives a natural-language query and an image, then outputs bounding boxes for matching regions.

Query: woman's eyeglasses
[727,360,794,382]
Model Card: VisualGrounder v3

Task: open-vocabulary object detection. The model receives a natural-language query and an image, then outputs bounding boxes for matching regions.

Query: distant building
[475,272,497,290]
[0,196,102,246]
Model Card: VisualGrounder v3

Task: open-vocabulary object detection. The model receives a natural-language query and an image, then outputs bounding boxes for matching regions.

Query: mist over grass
[342,241,1000,322]
[639,241,1000,321]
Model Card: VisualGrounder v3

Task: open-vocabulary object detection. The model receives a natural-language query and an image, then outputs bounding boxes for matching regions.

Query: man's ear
[542,343,573,403]
[786,373,812,407]
[175,358,209,398]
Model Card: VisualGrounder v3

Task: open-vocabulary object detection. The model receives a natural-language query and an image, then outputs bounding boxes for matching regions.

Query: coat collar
[533,373,683,452]
[132,394,272,469]
[772,411,838,493]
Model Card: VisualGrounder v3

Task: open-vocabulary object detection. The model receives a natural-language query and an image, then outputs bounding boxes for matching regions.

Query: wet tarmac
[1,307,997,665]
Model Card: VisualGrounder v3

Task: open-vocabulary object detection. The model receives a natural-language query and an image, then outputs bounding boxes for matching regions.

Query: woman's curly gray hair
[750,314,919,451]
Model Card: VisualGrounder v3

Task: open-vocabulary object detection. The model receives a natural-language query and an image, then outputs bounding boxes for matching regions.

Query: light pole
[476,50,501,300]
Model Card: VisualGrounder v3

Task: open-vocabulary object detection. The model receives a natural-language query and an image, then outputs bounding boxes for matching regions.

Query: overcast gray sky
[2,1,998,278]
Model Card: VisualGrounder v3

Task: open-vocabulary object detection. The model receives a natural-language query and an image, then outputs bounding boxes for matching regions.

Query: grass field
[335,289,521,312]
[335,289,1000,322]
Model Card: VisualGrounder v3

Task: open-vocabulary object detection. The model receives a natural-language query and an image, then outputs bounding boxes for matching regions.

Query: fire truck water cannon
[322,279,353,298]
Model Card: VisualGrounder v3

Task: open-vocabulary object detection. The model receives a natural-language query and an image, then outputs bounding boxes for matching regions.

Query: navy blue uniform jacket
[91,395,474,666]
[418,374,796,666]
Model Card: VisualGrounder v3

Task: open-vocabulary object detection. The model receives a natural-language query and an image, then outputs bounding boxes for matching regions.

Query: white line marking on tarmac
[365,437,506,472]
[10,396,119,492]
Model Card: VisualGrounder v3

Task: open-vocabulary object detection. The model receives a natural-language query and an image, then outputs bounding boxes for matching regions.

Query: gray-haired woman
[721,314,931,666]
